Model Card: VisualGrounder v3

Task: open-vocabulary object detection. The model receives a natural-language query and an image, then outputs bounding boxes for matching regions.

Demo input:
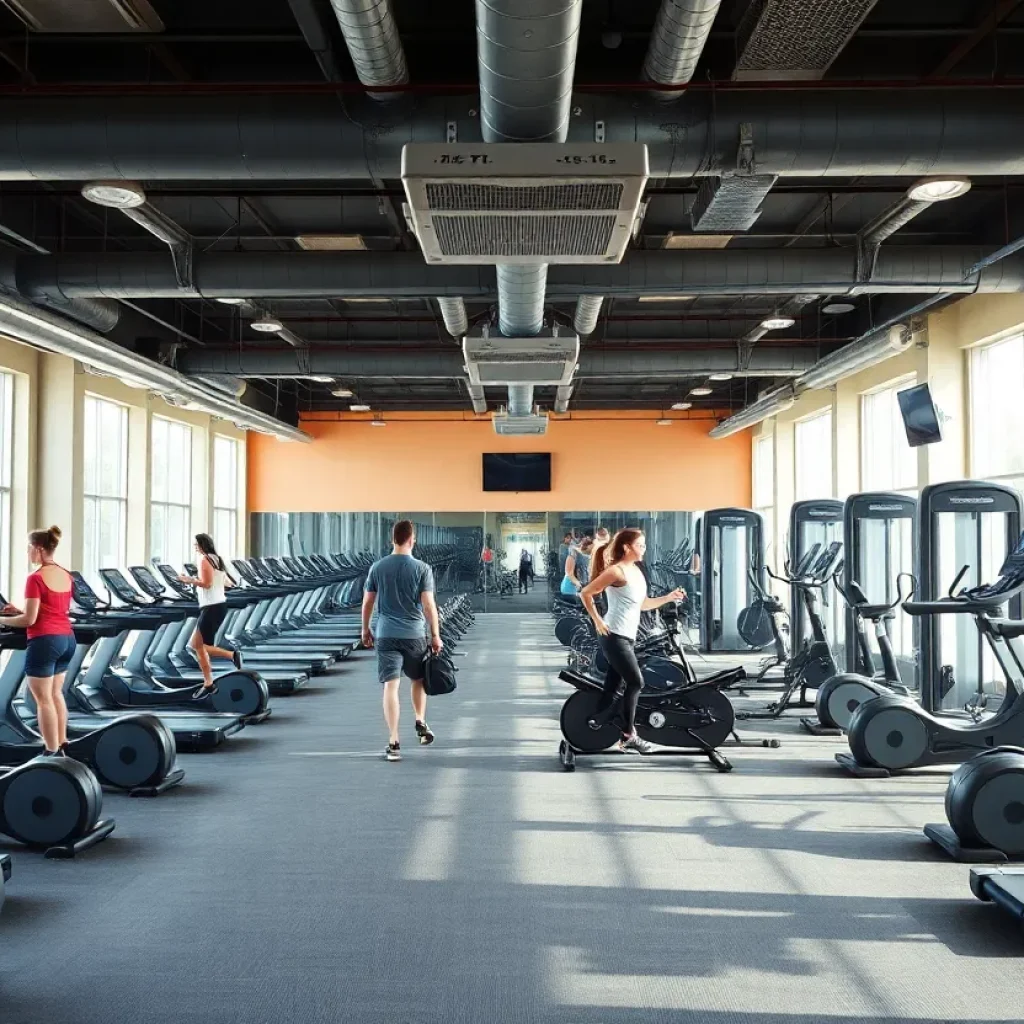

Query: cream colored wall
[0,336,248,588]
[753,293,1024,567]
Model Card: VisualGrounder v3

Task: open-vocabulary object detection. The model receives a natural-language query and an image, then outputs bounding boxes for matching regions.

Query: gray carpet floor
[1,613,1021,1023]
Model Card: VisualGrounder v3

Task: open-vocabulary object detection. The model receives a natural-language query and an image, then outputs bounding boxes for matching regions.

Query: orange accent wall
[248,411,752,512]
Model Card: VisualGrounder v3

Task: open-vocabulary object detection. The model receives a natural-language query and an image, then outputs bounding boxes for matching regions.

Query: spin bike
[802,573,914,735]
[838,532,1024,777]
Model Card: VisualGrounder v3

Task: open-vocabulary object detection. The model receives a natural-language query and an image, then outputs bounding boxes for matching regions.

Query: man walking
[362,520,443,762]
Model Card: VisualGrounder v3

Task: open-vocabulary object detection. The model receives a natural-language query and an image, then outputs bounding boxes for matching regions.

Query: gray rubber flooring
[1,613,1022,1023]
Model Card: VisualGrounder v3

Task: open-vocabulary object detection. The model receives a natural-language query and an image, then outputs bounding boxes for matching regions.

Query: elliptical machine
[802,573,914,735]
[838,530,1024,777]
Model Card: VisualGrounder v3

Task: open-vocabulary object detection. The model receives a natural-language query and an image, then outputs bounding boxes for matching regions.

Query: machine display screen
[897,383,943,447]
[482,453,551,492]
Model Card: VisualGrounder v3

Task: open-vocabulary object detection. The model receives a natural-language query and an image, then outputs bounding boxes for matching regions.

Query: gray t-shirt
[365,554,435,639]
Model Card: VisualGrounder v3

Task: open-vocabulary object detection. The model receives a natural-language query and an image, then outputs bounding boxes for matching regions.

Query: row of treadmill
[697,480,1024,929]
[0,550,380,916]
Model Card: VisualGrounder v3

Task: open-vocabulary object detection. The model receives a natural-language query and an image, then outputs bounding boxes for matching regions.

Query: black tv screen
[483,453,551,492]
[897,383,943,447]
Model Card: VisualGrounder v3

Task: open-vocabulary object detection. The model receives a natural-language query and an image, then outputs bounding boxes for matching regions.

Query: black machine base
[242,708,272,724]
[971,867,1024,924]
[923,823,1010,863]
[558,738,732,773]
[834,752,891,777]
[42,817,116,859]
[800,717,843,737]
[126,767,186,798]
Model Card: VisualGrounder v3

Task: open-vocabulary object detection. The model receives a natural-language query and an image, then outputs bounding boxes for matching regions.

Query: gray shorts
[376,637,429,685]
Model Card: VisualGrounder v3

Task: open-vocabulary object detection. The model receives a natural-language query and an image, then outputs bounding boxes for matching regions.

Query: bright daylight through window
[0,372,13,597]
[795,410,833,500]
[753,434,775,557]
[861,380,918,494]
[83,395,128,591]
[151,416,193,566]
[213,436,241,559]
[971,333,1024,495]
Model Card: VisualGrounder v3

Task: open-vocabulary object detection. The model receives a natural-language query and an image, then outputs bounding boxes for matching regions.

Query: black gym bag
[422,650,457,696]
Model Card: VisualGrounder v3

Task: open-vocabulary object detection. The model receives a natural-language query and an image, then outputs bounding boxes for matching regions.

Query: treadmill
[971,868,1024,926]
[0,852,9,911]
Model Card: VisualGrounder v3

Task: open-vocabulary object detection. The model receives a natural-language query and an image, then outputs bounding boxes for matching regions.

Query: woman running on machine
[177,533,241,698]
[0,527,75,756]
[581,528,685,754]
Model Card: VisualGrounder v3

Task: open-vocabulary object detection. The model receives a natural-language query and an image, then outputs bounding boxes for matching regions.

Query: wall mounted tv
[897,383,943,447]
[482,453,552,492]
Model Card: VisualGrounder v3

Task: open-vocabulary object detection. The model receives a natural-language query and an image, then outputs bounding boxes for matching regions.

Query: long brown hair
[592,528,643,577]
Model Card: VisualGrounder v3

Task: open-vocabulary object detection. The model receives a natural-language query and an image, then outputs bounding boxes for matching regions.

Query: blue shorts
[25,633,76,678]
[376,637,429,685]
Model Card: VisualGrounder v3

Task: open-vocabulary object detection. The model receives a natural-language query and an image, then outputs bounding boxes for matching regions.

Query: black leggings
[596,633,645,736]
[519,566,529,591]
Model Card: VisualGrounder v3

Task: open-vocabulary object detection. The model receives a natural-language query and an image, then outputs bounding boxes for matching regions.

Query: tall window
[794,410,833,500]
[151,416,193,566]
[861,379,918,494]
[0,372,13,596]
[971,333,1024,494]
[752,434,775,557]
[83,395,129,588]
[213,436,241,559]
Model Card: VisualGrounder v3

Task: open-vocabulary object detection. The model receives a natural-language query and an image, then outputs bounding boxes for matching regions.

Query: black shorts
[25,633,76,677]
[196,603,228,645]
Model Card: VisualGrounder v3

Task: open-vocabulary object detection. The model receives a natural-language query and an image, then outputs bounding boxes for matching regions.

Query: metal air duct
[437,297,469,338]
[643,0,723,96]
[328,0,408,97]
[708,386,795,437]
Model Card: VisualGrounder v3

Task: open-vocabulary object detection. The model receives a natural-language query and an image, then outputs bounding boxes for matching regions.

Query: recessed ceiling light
[343,297,391,304]
[822,302,855,315]
[331,387,354,398]
[663,233,733,250]
[671,402,692,411]
[350,404,371,412]
[296,234,367,251]
[906,177,972,203]
[308,376,334,384]
[708,373,733,381]
[689,387,713,396]
[637,295,697,303]
[81,181,147,209]
[216,297,249,306]
[370,419,387,427]
[251,316,284,333]
[655,418,673,426]
[761,317,796,331]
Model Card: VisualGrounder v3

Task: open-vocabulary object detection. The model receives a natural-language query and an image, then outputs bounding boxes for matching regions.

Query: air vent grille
[425,182,624,212]
[433,215,616,258]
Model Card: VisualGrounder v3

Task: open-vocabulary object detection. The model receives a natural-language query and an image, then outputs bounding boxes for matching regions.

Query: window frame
[968,331,1024,494]
[212,435,241,560]
[860,375,918,494]
[82,393,130,588]
[150,415,194,566]
[0,372,13,597]
[794,408,834,501]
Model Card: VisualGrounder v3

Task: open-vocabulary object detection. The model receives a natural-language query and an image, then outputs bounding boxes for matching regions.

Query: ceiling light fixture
[216,297,249,306]
[822,302,856,315]
[370,419,387,427]
[690,387,713,396]
[761,317,796,331]
[663,233,733,250]
[671,402,692,411]
[906,177,972,203]
[296,234,367,251]
[80,180,147,209]
[251,316,284,333]
[708,373,733,381]
[331,387,354,398]
[655,418,673,426]
[350,404,371,412]
[637,295,697,303]
[308,376,334,384]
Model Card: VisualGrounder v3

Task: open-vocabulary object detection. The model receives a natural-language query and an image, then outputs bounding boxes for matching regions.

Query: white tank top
[604,563,647,640]
[197,556,227,608]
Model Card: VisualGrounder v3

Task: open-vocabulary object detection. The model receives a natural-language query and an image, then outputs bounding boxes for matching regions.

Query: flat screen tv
[897,383,943,447]
[483,453,551,492]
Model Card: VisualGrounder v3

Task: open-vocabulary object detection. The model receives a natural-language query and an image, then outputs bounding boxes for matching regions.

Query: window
[151,416,193,566]
[83,395,129,589]
[971,333,1024,495]
[213,435,241,559]
[0,372,13,596]
[861,379,918,493]
[752,434,775,557]
[794,410,833,500]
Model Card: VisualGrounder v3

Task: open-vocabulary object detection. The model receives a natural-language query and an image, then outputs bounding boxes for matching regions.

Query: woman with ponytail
[580,528,685,754]
[0,527,75,756]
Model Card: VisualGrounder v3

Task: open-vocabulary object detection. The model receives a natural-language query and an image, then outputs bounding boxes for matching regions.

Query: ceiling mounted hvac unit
[463,329,579,389]
[1,0,165,31]
[402,143,649,265]
[492,412,550,437]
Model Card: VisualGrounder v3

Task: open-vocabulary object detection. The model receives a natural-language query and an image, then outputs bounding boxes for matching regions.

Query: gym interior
[1,2,1024,1022]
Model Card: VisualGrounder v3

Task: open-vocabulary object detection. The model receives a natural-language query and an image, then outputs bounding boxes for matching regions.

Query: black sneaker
[619,732,654,755]
[232,650,244,670]
[385,742,402,762]
[193,683,218,700]
[58,743,71,758]
[415,721,435,746]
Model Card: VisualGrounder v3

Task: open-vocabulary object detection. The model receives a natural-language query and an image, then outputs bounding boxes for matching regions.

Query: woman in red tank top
[0,526,75,756]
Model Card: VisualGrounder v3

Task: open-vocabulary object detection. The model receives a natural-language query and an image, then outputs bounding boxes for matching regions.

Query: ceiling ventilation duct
[643,0,723,98]
[401,143,648,264]
[691,173,778,232]
[733,0,880,81]
[327,0,408,97]
[0,0,164,31]
[492,411,551,436]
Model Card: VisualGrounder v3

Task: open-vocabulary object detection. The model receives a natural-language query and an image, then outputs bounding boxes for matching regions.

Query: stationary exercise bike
[803,574,914,735]
[838,532,1024,776]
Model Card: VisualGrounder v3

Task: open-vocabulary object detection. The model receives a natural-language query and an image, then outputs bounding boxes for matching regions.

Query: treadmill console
[98,568,144,606]
[811,541,844,580]
[233,560,262,586]
[130,565,170,600]
[156,564,194,600]
[70,571,102,611]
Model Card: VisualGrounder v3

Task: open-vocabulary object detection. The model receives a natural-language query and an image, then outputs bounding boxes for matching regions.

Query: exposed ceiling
[0,0,1021,428]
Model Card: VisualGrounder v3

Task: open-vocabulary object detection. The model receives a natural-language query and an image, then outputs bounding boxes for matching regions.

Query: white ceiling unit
[1,0,164,31]
[463,329,579,389]
[402,143,649,265]
[492,412,550,436]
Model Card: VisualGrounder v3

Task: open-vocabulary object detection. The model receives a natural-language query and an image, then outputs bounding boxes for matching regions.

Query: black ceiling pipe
[0,89,1022,180]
